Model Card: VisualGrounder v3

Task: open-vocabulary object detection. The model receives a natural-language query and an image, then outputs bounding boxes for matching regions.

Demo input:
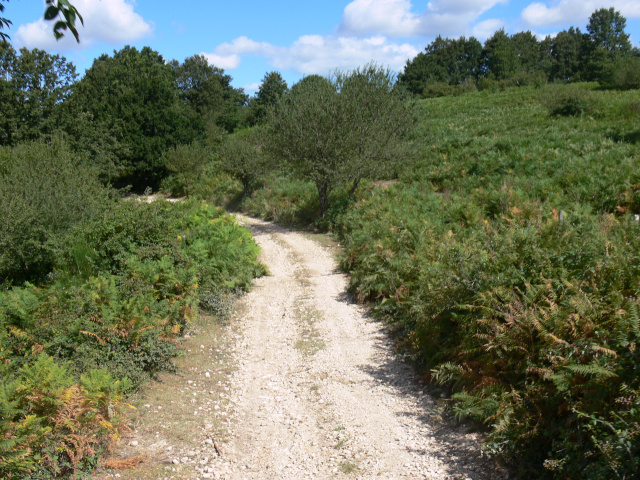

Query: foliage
[266,64,417,216]
[0,0,82,42]
[541,27,587,82]
[482,29,520,80]
[399,8,635,96]
[336,85,640,478]
[0,355,129,479]
[217,128,270,197]
[72,46,201,188]
[398,35,482,94]
[0,137,113,285]
[171,54,247,133]
[247,71,289,125]
[0,0,11,41]
[161,142,213,197]
[241,176,320,225]
[608,55,640,90]
[587,7,631,57]
[539,83,598,117]
[0,199,264,478]
[0,43,77,146]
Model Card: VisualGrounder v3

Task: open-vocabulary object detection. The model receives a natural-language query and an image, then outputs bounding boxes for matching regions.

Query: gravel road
[201,215,506,480]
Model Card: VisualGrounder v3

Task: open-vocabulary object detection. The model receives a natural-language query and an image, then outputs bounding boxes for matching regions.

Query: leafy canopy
[266,64,416,216]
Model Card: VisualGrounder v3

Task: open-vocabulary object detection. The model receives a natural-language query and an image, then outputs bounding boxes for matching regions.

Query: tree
[248,71,288,124]
[0,42,77,146]
[587,7,631,57]
[218,128,269,197]
[72,46,200,187]
[399,35,482,94]
[171,54,247,133]
[511,31,540,73]
[542,27,588,82]
[0,0,82,42]
[266,65,416,217]
[482,29,519,79]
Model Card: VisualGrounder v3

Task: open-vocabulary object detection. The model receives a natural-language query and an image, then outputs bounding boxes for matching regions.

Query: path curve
[205,216,504,480]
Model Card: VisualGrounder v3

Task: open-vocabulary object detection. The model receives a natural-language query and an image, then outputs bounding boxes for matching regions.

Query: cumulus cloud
[203,34,420,76]
[472,19,505,39]
[14,0,152,50]
[243,82,262,95]
[338,0,507,37]
[521,0,640,29]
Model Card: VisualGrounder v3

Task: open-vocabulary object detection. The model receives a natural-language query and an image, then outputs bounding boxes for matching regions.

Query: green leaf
[44,6,59,21]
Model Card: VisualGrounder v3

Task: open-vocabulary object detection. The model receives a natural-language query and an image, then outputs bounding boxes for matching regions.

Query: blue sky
[5,1,640,95]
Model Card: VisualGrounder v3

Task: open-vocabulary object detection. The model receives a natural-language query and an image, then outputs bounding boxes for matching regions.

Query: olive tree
[266,64,416,217]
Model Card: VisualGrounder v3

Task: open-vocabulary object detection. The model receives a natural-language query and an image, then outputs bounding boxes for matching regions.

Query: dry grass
[92,311,237,479]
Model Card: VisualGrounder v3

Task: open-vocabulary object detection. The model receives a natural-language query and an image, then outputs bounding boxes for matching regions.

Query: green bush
[0,199,265,478]
[241,176,320,225]
[609,56,640,90]
[336,86,640,478]
[0,138,113,284]
[422,81,455,98]
[161,143,213,197]
[540,83,597,116]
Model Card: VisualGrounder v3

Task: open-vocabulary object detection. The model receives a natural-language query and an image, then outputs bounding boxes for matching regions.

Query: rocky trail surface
[107,216,509,480]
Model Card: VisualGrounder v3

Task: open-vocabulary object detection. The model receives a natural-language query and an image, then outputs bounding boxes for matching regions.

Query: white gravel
[198,215,509,480]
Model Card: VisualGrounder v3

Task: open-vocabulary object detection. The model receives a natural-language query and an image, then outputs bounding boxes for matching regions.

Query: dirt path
[107,215,508,480]
[204,216,503,480]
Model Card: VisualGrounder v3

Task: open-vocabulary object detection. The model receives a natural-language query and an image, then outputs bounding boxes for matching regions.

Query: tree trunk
[316,180,329,218]
[349,178,360,200]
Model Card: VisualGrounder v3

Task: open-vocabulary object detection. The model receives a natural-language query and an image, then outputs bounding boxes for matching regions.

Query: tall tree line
[0,43,248,188]
[399,8,639,95]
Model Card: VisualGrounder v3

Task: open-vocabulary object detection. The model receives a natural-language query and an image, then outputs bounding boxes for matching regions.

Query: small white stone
[129,440,139,447]
[205,372,211,378]
[172,459,180,465]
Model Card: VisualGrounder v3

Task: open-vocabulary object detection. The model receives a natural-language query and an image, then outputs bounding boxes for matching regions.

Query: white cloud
[339,0,421,37]
[200,52,241,70]
[472,19,505,39]
[204,34,420,76]
[339,0,507,37]
[522,1,640,29]
[14,0,152,50]
[243,82,261,95]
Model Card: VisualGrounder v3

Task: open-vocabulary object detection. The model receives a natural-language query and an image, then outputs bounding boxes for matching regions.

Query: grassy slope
[338,84,640,478]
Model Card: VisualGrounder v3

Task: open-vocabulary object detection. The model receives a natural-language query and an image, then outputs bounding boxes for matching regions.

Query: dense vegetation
[399,8,640,97]
[337,84,640,478]
[2,5,639,478]
[0,180,264,477]
[186,82,640,479]
[0,40,265,477]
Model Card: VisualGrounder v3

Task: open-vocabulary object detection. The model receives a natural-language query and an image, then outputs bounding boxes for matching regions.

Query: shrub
[609,56,640,90]
[477,77,500,92]
[454,79,478,95]
[161,143,213,197]
[0,199,265,477]
[336,86,640,478]
[0,138,113,284]
[241,176,320,225]
[540,83,597,116]
[422,81,454,98]
[0,354,130,479]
